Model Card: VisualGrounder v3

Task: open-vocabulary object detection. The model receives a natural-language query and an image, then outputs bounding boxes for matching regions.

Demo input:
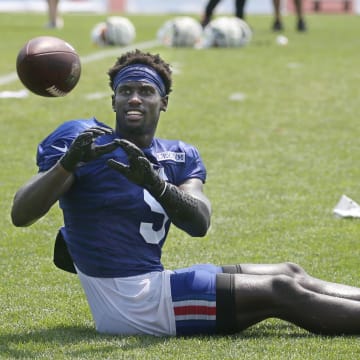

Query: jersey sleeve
[153,139,207,186]
[180,143,207,184]
[36,118,108,172]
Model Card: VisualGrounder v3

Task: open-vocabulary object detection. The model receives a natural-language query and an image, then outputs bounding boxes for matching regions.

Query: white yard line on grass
[0,40,160,87]
[0,73,18,86]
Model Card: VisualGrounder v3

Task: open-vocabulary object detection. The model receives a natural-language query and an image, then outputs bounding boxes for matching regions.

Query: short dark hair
[108,49,172,95]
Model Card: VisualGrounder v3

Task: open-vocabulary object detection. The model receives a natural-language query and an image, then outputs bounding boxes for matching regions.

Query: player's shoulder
[37,117,112,172]
[152,138,206,183]
[150,138,203,167]
[53,117,110,137]
[153,138,200,156]
[41,117,110,144]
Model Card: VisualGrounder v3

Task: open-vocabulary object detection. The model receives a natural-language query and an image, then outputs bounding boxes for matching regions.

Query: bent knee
[271,274,303,302]
[282,262,307,278]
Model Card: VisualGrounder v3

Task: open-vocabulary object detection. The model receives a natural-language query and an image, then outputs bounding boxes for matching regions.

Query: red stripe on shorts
[174,305,216,316]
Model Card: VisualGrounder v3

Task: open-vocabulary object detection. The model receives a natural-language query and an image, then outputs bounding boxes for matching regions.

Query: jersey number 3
[140,190,169,244]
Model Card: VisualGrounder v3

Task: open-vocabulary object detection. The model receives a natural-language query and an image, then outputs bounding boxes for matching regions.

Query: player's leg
[204,0,222,17]
[201,0,222,27]
[238,262,360,301]
[46,0,63,29]
[293,0,307,31]
[47,0,57,26]
[172,265,360,335]
[218,270,360,335]
[235,0,247,19]
[272,0,283,31]
[230,272,360,335]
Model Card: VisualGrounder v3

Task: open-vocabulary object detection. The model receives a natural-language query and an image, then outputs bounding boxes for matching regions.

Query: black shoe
[272,20,283,32]
[297,19,307,32]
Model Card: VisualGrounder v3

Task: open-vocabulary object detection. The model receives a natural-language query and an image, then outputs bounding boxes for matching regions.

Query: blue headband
[112,64,166,97]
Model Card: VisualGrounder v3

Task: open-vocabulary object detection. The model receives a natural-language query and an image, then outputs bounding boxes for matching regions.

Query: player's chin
[124,115,144,124]
[120,122,146,135]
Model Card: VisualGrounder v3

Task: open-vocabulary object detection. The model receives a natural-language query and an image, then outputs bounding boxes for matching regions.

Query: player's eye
[118,87,131,95]
[140,86,156,96]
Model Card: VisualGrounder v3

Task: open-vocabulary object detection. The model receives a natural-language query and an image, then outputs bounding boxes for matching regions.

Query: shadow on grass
[230,323,317,339]
[187,323,318,341]
[219,322,354,341]
[1,322,341,357]
[0,325,170,358]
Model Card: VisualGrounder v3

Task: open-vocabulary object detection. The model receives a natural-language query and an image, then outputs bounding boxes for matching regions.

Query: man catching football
[11,49,360,336]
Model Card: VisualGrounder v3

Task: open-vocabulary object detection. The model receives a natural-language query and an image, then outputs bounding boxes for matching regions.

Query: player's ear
[160,95,168,112]
[111,94,115,112]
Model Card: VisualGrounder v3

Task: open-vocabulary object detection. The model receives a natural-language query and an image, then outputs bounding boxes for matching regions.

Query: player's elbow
[11,203,38,227]
[193,202,211,236]
[11,212,27,227]
[187,220,210,237]
[184,208,211,237]
[192,221,210,237]
[11,209,31,227]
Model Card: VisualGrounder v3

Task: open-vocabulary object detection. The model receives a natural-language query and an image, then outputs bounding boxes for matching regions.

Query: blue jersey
[36,118,207,277]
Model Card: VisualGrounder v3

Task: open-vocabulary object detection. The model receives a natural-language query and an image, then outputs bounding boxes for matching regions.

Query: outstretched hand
[60,126,118,172]
[107,139,166,197]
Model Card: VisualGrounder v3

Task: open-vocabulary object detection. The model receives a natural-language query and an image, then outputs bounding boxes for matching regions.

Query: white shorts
[76,267,176,336]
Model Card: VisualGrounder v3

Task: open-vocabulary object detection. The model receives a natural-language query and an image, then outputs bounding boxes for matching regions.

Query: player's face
[112,81,168,139]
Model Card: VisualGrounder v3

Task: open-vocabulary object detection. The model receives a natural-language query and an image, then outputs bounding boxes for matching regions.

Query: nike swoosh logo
[51,144,68,153]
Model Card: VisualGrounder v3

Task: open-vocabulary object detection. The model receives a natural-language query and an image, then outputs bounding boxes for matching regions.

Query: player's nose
[128,91,142,104]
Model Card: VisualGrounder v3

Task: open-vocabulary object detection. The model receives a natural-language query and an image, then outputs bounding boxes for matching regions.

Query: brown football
[16,36,81,97]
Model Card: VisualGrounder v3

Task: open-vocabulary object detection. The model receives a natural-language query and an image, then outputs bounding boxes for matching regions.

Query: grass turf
[1,11,360,359]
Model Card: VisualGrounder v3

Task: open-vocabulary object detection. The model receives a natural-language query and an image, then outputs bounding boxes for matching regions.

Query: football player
[11,49,360,336]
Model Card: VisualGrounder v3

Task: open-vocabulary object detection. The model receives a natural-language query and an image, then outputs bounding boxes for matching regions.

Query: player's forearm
[11,162,74,227]
[155,182,211,237]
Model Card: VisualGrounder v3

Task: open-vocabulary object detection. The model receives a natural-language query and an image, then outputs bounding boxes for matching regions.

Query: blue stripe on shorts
[170,264,223,336]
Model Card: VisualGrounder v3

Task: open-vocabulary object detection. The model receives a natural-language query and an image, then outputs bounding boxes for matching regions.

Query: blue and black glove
[107,139,166,198]
[60,126,117,172]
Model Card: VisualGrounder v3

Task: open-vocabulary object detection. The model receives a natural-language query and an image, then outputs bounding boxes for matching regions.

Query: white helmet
[105,16,136,46]
[203,17,252,48]
[91,22,107,47]
[157,16,203,47]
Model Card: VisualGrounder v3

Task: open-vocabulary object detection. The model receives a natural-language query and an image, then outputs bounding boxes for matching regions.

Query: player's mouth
[125,110,143,121]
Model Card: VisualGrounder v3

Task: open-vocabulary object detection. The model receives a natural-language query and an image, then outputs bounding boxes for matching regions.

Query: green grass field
[1,11,360,359]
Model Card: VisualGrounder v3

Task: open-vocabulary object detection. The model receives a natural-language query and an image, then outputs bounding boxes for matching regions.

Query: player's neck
[116,131,154,149]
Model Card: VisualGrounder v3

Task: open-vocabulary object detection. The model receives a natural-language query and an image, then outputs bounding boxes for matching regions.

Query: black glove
[60,126,117,172]
[107,139,166,198]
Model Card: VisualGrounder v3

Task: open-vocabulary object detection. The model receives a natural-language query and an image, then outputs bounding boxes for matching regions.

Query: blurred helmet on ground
[91,17,136,47]
[91,22,108,46]
[157,16,203,48]
[105,16,136,46]
[202,17,252,48]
